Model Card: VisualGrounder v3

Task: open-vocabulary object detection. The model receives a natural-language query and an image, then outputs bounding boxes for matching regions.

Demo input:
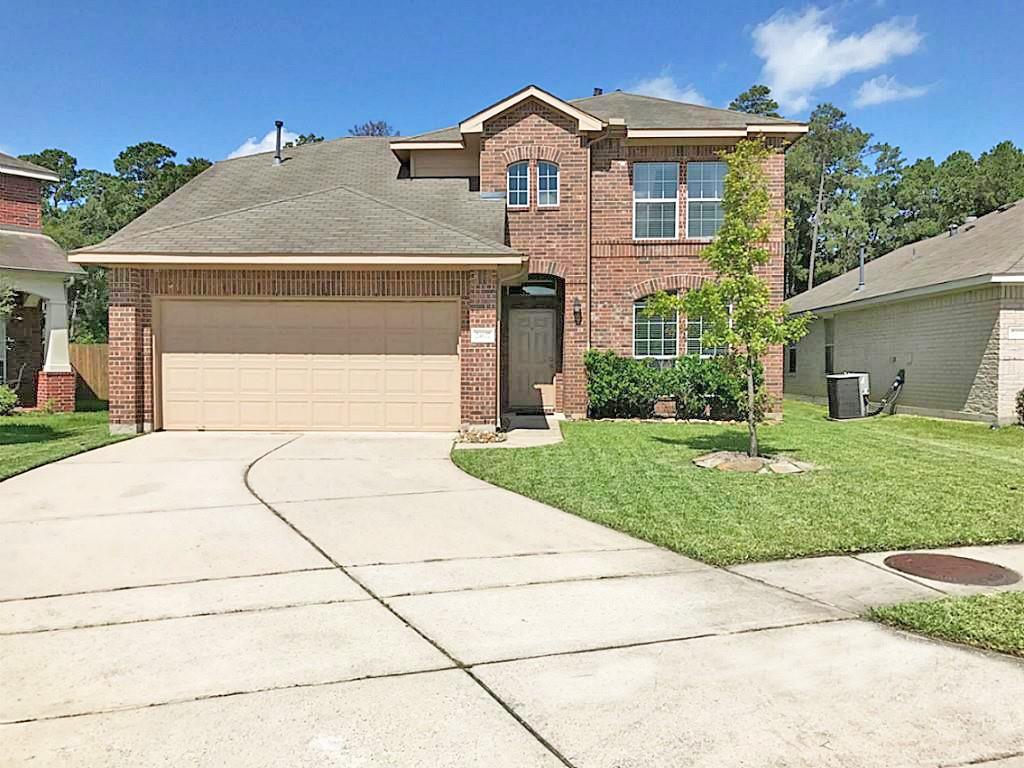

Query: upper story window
[507,162,529,208]
[686,161,727,238]
[634,162,679,240]
[537,162,559,207]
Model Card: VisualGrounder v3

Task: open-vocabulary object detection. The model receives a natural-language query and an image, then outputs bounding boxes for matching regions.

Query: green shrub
[585,350,766,421]
[584,350,662,418]
[1016,388,1024,426]
[0,385,18,416]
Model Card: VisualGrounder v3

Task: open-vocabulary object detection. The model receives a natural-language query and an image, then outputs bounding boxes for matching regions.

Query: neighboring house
[70,85,806,434]
[0,152,81,411]
[786,201,1024,425]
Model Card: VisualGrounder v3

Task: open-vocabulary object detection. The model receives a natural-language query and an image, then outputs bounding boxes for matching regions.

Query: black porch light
[573,297,582,325]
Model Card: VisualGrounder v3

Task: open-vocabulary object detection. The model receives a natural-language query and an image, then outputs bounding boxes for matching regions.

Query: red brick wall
[36,371,75,412]
[590,139,785,407]
[0,174,42,230]
[107,268,498,431]
[479,98,589,414]
[483,104,787,414]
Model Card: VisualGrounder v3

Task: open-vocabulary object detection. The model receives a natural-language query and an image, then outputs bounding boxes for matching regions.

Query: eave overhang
[68,252,528,268]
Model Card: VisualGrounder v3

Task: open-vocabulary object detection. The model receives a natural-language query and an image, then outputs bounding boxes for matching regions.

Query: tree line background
[18,92,1024,342]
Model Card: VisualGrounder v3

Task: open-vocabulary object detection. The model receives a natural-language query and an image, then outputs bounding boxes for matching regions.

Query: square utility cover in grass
[452,400,1024,566]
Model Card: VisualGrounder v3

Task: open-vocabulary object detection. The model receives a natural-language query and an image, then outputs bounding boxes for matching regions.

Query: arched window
[633,298,678,368]
[507,162,529,208]
[537,161,559,207]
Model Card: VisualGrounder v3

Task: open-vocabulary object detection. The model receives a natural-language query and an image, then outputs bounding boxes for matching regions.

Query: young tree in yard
[645,139,811,457]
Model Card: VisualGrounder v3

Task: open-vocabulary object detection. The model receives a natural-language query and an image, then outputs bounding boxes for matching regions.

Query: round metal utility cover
[884,553,1021,586]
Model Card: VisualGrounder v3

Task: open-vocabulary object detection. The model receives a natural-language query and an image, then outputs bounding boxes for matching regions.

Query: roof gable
[0,151,59,183]
[459,85,604,134]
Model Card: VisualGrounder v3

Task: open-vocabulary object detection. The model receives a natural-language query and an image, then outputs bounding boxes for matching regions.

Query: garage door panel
[159,300,460,431]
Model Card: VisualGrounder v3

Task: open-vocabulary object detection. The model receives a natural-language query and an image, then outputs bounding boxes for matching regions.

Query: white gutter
[69,253,528,267]
[0,164,59,182]
[626,125,808,140]
[788,273,1023,316]
[389,141,465,151]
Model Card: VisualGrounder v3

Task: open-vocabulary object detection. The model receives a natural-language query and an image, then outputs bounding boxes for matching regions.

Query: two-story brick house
[71,86,806,433]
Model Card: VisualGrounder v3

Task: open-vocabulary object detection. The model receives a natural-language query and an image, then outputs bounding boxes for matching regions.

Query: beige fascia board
[69,252,526,267]
[0,164,60,182]
[788,274,1002,316]
[389,141,465,151]
[459,85,605,133]
[626,126,808,142]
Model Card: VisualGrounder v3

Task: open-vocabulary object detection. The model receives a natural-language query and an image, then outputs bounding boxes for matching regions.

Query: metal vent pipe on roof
[593,87,603,96]
[273,120,284,166]
[856,247,866,291]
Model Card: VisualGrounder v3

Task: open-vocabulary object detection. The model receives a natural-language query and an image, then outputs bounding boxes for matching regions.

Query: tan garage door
[158,299,460,431]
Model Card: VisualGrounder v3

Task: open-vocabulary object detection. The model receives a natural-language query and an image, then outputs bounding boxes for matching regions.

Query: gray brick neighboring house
[785,201,1024,425]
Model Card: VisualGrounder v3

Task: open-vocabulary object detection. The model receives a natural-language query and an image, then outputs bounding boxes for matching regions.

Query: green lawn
[0,407,131,481]
[452,400,1024,566]
[870,592,1024,658]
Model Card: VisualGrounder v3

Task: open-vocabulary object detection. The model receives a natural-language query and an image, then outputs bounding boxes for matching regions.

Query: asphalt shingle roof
[76,137,513,257]
[788,201,1024,314]
[569,91,803,130]
[0,229,82,274]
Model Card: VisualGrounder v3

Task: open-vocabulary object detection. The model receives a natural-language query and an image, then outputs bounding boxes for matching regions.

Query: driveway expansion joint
[242,434,582,768]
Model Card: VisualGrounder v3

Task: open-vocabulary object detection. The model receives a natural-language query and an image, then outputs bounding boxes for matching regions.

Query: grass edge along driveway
[452,400,1024,566]
[869,592,1024,658]
[0,409,131,481]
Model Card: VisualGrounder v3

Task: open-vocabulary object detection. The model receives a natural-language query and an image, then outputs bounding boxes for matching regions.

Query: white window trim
[632,300,679,360]
[686,161,727,240]
[685,316,728,359]
[507,162,530,209]
[633,162,680,242]
[537,161,559,207]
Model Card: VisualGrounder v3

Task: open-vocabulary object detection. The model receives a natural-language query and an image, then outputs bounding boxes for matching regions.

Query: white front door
[509,308,557,411]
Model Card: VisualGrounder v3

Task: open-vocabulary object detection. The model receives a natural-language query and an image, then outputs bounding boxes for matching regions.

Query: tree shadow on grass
[651,433,806,455]
[0,423,73,446]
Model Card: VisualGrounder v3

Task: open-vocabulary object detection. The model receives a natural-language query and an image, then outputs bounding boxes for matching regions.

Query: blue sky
[3,0,1020,171]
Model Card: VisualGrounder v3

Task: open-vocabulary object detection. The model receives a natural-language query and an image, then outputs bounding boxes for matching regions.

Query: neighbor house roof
[0,152,60,182]
[72,137,519,265]
[0,228,83,275]
[399,89,805,144]
[788,201,1024,314]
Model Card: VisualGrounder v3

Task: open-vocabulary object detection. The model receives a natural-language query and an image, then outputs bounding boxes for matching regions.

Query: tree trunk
[746,361,758,458]
[807,158,826,291]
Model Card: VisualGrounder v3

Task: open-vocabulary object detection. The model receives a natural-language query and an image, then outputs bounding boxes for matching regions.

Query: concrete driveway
[2,432,1023,767]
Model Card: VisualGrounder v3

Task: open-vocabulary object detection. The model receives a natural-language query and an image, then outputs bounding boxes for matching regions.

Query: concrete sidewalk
[2,431,1023,766]
[731,543,1024,613]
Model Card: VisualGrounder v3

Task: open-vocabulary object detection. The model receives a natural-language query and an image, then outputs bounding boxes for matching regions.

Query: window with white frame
[686,161,726,238]
[684,316,728,358]
[507,162,529,208]
[633,299,678,367]
[633,162,678,239]
[537,161,559,206]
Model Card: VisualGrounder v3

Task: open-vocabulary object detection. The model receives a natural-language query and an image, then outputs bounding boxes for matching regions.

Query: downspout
[584,129,612,349]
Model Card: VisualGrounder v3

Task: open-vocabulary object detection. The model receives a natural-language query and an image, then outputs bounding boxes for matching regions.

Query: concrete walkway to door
[1,431,1023,766]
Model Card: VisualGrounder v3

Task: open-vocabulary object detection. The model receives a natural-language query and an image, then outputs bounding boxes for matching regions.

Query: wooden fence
[70,343,109,401]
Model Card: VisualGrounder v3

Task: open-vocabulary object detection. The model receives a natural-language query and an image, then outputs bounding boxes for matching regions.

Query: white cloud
[629,71,707,105]
[853,74,929,106]
[227,128,300,159]
[752,7,922,112]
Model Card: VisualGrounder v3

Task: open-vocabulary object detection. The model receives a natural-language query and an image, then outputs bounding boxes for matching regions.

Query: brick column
[460,269,498,429]
[35,371,75,411]
[107,268,151,433]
